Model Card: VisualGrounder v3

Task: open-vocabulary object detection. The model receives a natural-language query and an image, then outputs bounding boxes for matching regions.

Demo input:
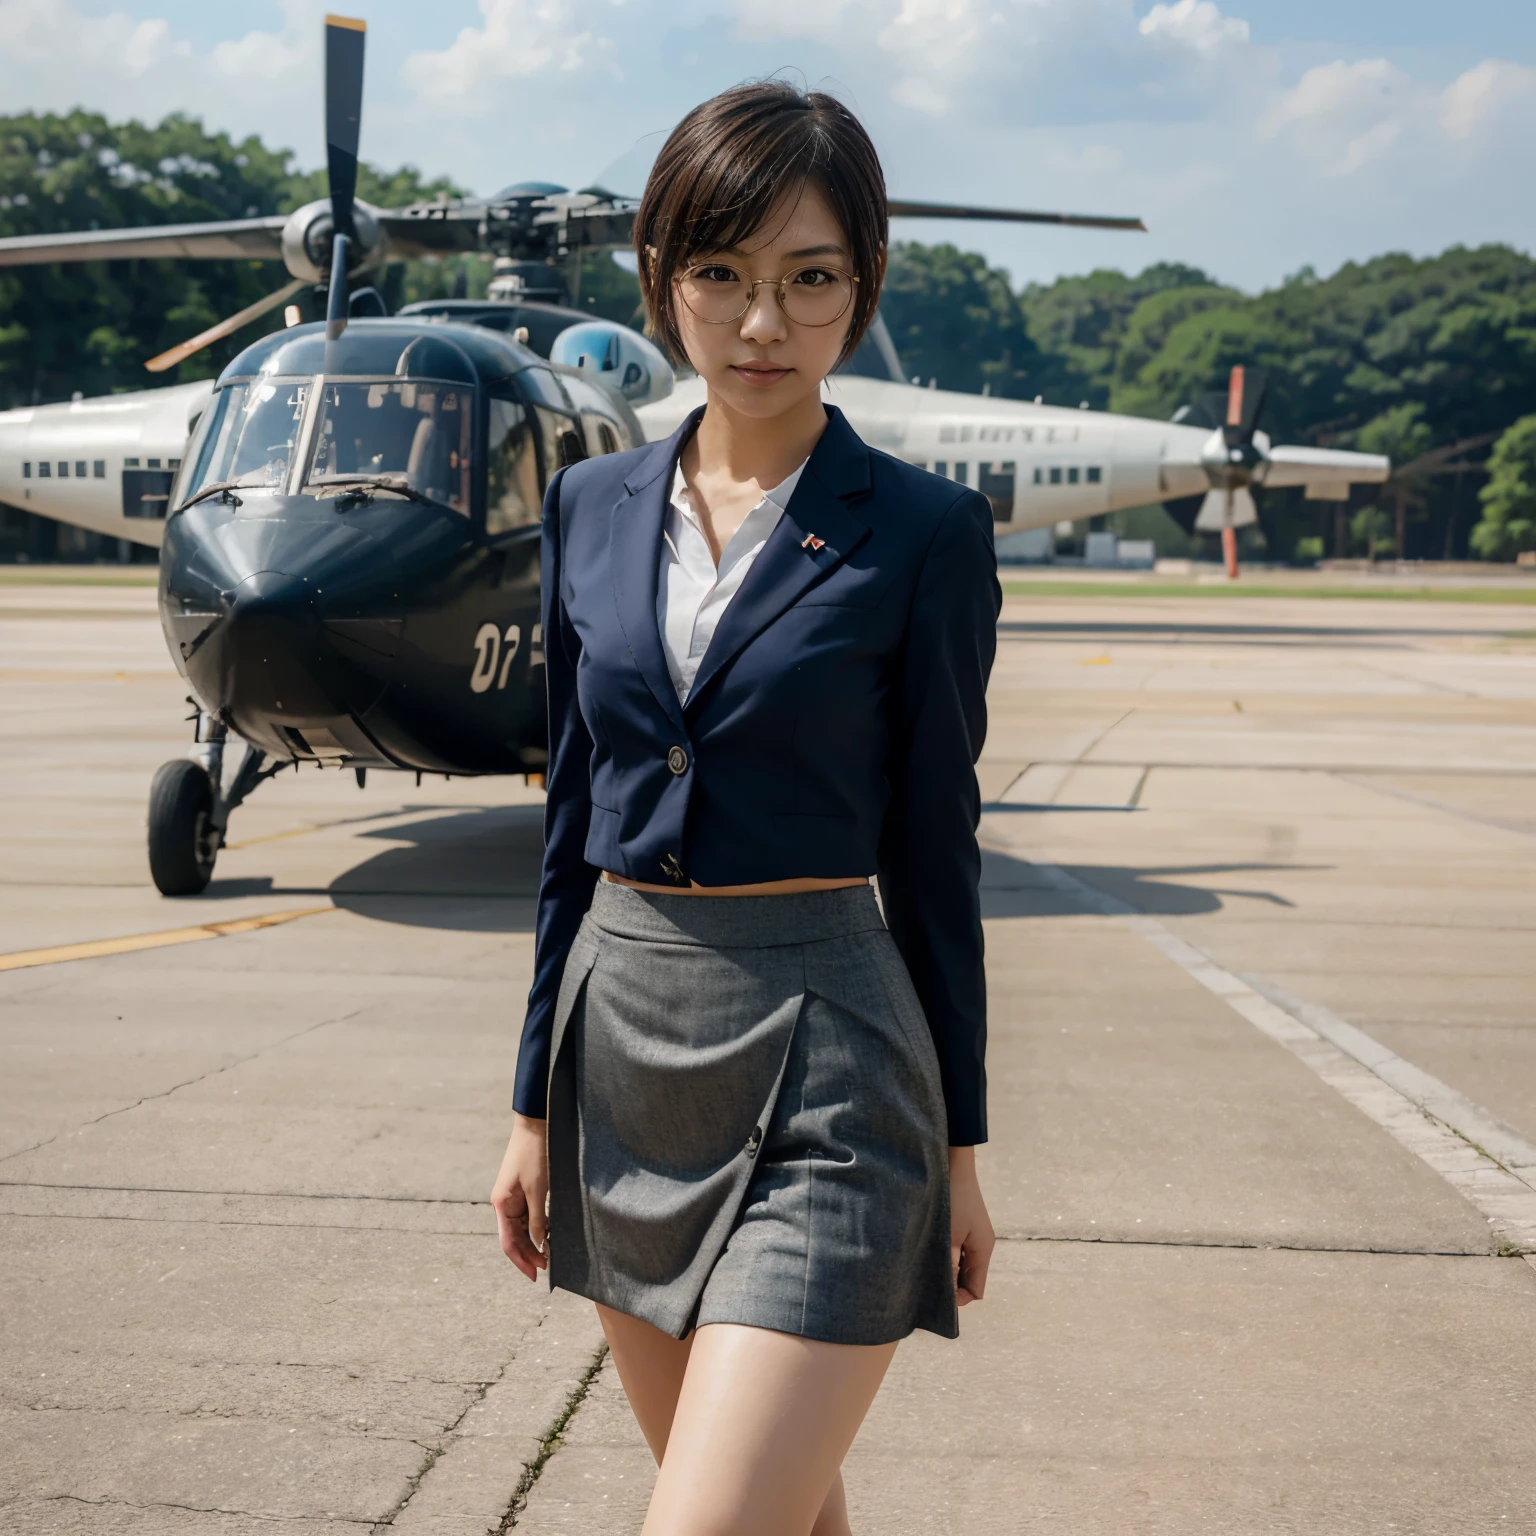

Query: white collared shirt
[658,458,808,703]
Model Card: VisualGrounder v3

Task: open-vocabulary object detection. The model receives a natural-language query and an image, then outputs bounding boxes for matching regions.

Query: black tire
[148,759,218,896]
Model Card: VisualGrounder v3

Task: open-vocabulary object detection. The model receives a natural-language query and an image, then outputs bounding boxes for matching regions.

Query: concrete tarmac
[1,577,1533,1532]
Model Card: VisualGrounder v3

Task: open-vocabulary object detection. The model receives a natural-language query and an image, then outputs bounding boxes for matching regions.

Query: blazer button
[667,745,688,775]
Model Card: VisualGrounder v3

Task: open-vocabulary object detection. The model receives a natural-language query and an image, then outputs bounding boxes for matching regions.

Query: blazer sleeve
[876,487,1001,1146]
[514,466,601,1119]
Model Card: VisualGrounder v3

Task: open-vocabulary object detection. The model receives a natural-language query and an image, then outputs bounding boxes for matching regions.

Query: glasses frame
[676,261,860,328]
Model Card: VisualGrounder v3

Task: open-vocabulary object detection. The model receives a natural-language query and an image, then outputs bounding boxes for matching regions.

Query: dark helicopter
[0,15,1148,897]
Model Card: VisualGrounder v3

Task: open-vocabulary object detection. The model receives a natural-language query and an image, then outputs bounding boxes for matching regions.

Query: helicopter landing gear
[148,711,284,896]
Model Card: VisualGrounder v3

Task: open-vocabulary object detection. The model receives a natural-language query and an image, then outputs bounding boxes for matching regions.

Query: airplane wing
[1262,445,1391,490]
[0,216,288,267]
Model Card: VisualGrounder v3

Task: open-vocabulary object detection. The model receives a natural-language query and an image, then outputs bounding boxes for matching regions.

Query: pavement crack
[998,1233,1502,1258]
[494,1342,610,1532]
[370,1357,510,1531]
[0,1009,364,1167]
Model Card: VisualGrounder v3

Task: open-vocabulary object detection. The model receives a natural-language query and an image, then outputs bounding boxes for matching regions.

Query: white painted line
[1025,859,1536,1255]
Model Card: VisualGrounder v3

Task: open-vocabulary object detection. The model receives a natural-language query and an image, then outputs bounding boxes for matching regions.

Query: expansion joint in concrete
[0,1007,362,1167]
[45,1491,373,1524]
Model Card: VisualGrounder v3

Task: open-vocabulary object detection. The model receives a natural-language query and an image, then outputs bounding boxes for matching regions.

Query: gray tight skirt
[545,880,958,1345]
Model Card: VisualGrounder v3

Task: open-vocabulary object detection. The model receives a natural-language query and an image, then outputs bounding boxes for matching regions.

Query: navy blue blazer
[516,404,1001,1144]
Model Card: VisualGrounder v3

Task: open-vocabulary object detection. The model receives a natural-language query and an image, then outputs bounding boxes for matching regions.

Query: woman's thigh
[642,1323,896,1536]
[596,1303,694,1463]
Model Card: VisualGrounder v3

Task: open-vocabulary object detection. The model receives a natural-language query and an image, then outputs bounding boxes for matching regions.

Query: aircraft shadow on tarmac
[199,804,1314,929]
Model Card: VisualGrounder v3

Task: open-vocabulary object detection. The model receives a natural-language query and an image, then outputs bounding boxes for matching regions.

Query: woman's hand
[491,1113,550,1281]
[949,1145,995,1307]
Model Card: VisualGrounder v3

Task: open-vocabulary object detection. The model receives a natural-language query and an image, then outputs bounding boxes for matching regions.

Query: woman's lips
[731,364,791,387]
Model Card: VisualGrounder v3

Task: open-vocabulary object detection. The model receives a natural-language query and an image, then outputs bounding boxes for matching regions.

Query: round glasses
[677,261,858,328]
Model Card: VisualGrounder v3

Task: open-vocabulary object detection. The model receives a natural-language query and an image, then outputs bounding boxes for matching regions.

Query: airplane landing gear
[148,711,285,896]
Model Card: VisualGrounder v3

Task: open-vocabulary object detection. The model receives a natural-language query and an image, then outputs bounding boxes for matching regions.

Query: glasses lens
[780,267,855,327]
[679,264,751,323]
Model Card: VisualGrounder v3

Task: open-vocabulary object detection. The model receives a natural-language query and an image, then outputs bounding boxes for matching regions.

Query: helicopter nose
[213,568,336,721]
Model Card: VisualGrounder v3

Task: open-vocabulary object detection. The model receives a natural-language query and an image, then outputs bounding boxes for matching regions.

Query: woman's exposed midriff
[602,871,871,898]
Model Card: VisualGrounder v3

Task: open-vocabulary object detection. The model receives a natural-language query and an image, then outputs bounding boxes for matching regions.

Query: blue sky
[10,0,1536,292]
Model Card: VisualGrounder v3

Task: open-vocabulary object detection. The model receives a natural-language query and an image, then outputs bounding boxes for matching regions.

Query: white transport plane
[0,324,1388,555]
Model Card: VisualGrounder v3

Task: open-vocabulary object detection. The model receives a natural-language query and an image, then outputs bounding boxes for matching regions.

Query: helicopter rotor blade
[143,277,307,374]
[887,198,1146,232]
[325,14,367,244]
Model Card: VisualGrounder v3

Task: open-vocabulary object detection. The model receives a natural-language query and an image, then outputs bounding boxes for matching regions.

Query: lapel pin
[800,533,826,551]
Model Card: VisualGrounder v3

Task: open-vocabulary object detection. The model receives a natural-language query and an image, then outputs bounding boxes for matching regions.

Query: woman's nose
[738,284,788,344]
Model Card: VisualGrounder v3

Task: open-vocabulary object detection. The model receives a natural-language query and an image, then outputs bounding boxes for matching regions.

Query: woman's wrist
[948,1144,976,1178]
[513,1112,549,1137]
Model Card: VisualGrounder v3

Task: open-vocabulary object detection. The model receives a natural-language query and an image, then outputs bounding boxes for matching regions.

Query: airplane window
[308,381,474,515]
[1087,466,1102,484]
[183,378,309,503]
[58,462,69,478]
[911,460,927,471]
[487,398,541,535]
[1068,466,1080,485]
[939,426,956,444]
[1033,467,1042,485]
[1020,428,1033,444]
[954,462,970,486]
[21,462,30,479]
[75,460,87,478]
[39,463,51,478]
[935,460,948,478]
[959,425,974,443]
[93,460,105,479]
[125,457,140,468]
[978,461,1016,523]
[1049,467,1062,485]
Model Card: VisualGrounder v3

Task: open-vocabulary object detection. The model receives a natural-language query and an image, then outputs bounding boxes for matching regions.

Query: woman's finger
[960,1237,991,1302]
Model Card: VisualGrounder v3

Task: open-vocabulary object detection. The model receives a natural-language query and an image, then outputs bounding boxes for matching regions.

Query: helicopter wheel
[148,759,220,896]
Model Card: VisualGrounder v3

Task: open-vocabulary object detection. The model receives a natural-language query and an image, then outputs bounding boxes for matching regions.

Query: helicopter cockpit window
[306,380,473,515]
[179,378,308,506]
[486,399,541,535]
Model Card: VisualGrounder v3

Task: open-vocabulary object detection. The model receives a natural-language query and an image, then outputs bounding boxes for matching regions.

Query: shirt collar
[668,457,809,529]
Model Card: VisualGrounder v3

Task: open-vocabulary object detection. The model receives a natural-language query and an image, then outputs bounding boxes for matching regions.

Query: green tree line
[4,110,1534,560]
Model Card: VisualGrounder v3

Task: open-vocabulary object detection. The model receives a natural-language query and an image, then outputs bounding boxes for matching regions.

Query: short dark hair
[635,82,888,367]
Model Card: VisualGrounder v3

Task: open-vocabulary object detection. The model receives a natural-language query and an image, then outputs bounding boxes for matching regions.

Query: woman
[491,81,1001,1536]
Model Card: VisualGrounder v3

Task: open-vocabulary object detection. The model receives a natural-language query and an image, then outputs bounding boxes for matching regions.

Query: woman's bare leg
[640,1322,895,1536]
[596,1307,861,1535]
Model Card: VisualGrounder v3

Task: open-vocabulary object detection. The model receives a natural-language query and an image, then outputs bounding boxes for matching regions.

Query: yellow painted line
[0,906,334,973]
[224,824,326,851]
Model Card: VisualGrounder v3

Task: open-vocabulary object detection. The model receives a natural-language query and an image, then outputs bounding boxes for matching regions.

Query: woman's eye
[793,268,835,288]
[695,265,741,284]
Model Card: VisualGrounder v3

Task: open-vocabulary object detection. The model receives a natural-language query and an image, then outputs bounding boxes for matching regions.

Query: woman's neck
[686,388,828,490]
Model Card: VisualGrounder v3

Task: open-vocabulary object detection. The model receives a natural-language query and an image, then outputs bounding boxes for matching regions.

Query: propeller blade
[326,234,351,342]
[144,277,308,373]
[0,216,287,268]
[1194,487,1258,530]
[1225,364,1269,438]
[888,198,1146,232]
[325,14,366,243]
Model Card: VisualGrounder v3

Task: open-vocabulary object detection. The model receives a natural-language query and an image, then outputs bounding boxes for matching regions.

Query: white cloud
[1138,0,1248,56]
[1440,58,1536,142]
[0,0,187,79]
[1261,58,1416,175]
[401,0,607,110]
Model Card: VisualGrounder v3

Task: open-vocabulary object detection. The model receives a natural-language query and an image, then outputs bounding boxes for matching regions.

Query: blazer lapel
[610,410,700,735]
[684,407,873,709]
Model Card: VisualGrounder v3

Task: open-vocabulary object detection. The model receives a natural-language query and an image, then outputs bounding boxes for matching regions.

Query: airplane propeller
[1162,365,1273,579]
[146,15,369,373]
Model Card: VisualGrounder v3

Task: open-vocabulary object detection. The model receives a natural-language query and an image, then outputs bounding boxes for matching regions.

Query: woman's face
[672,183,856,423]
